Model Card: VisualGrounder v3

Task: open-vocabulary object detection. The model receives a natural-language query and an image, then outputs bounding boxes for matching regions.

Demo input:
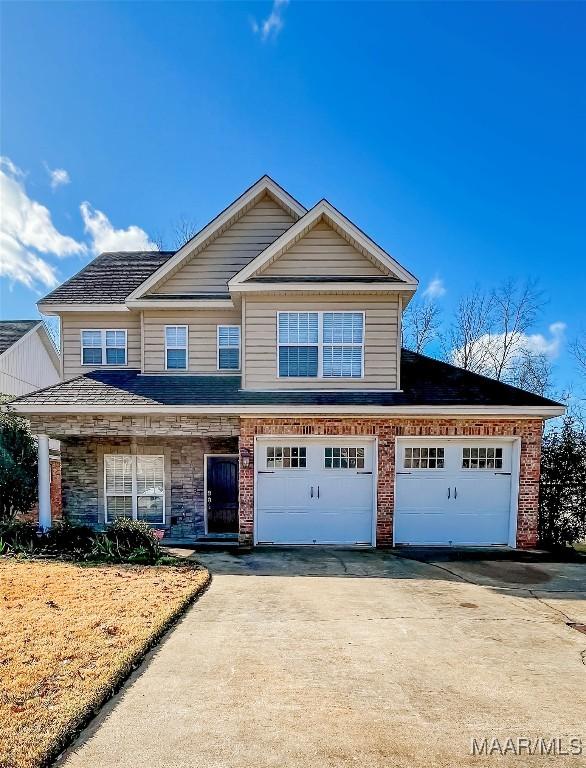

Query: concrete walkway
[60,549,586,768]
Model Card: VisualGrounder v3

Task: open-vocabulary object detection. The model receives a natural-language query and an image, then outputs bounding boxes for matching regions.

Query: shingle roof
[38,252,175,305]
[8,350,562,410]
[0,320,40,355]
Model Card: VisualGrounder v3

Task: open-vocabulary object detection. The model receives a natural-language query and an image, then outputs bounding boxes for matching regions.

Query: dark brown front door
[206,456,239,534]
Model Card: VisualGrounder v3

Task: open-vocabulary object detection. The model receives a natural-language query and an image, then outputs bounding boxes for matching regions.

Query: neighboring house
[0,320,62,524]
[0,320,60,397]
[9,177,564,547]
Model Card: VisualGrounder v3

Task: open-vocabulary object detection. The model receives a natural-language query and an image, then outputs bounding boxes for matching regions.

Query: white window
[324,446,365,469]
[217,325,241,370]
[81,329,127,366]
[404,447,445,470]
[104,455,165,524]
[462,447,503,470]
[165,325,188,370]
[277,311,364,378]
[266,446,307,469]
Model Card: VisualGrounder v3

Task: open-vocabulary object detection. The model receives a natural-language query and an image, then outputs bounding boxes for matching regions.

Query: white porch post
[37,434,52,529]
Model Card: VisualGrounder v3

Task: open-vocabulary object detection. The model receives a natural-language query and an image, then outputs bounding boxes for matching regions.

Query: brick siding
[239,417,543,549]
[22,457,63,525]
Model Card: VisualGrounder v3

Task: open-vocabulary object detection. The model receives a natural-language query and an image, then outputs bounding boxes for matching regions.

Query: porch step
[161,537,239,550]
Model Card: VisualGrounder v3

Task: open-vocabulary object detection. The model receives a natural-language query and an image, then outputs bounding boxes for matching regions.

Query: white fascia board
[125,177,307,301]
[230,282,418,294]
[126,299,234,309]
[229,200,419,288]
[38,304,130,315]
[8,404,565,418]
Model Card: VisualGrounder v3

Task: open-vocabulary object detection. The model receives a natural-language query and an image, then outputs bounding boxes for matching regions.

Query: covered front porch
[30,413,241,542]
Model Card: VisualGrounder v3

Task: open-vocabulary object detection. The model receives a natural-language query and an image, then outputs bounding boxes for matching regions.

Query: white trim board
[229,199,419,289]
[8,404,565,418]
[126,176,307,301]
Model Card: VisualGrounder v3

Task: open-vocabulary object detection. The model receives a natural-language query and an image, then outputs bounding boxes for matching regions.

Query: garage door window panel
[404,447,445,469]
[324,447,365,469]
[462,447,503,470]
[266,446,307,469]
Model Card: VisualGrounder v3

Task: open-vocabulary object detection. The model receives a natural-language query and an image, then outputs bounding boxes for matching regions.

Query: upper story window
[165,325,188,370]
[81,329,127,366]
[217,325,241,370]
[277,311,364,378]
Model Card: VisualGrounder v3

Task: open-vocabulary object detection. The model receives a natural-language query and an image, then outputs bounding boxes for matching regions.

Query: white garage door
[394,439,515,546]
[256,439,375,545]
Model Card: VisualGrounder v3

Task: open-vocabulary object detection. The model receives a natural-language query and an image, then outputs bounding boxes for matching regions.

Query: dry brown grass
[0,558,210,768]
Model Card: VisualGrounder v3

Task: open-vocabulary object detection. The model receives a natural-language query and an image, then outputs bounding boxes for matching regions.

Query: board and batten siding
[255,220,389,278]
[0,328,60,396]
[153,196,296,295]
[142,309,242,373]
[244,294,400,390]
[61,312,141,379]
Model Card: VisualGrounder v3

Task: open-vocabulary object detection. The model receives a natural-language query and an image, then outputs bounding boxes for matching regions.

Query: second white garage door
[394,439,515,546]
[256,439,375,545]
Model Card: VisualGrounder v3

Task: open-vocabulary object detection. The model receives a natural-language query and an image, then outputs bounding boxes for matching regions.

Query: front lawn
[0,558,209,768]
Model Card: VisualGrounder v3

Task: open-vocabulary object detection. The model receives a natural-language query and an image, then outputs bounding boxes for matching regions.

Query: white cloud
[80,202,157,255]
[452,322,566,370]
[252,0,289,41]
[0,157,85,290]
[45,163,71,190]
[423,277,446,300]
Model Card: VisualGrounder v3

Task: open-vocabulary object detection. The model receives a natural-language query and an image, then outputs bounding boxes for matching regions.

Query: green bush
[0,520,41,555]
[0,414,38,522]
[98,518,162,563]
[540,416,586,549]
[44,522,95,558]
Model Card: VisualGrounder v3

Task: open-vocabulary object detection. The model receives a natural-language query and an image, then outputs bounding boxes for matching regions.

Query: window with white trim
[165,325,188,370]
[266,446,307,469]
[324,446,365,469]
[217,325,241,370]
[81,329,127,366]
[462,447,503,470]
[404,447,445,469]
[277,311,364,378]
[104,455,165,524]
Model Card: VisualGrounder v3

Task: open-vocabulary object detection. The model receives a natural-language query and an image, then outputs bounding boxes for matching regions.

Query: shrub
[0,414,37,522]
[99,518,162,563]
[0,520,42,555]
[44,522,95,558]
[540,416,586,549]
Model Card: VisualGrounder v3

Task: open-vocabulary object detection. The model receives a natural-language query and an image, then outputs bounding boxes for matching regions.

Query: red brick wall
[21,458,63,525]
[239,417,543,549]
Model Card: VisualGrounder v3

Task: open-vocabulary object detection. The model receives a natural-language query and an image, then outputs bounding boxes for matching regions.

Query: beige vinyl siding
[154,196,295,294]
[255,220,388,278]
[143,309,241,373]
[244,294,400,390]
[62,312,141,379]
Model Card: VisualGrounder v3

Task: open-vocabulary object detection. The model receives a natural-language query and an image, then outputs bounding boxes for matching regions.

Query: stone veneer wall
[27,414,241,538]
[239,417,543,549]
[61,436,238,537]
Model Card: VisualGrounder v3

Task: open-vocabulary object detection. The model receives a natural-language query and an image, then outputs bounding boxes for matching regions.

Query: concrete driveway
[61,549,586,768]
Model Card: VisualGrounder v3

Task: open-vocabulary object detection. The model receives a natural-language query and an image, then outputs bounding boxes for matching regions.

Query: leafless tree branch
[402,299,441,354]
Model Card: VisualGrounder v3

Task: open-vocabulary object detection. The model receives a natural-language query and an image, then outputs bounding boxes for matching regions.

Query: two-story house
[10,177,564,547]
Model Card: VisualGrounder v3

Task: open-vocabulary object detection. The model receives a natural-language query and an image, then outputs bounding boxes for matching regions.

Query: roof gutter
[6,404,566,419]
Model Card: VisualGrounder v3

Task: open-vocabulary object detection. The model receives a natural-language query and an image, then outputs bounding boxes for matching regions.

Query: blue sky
[1,1,584,393]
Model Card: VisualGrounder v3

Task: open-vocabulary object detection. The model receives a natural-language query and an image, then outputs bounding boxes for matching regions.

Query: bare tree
[510,349,552,397]
[485,279,545,381]
[570,329,586,378]
[441,287,494,372]
[402,299,441,354]
[172,216,199,250]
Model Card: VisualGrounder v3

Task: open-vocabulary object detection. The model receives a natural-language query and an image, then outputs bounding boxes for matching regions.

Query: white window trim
[104,454,165,524]
[323,445,367,471]
[403,445,446,471]
[264,445,309,471]
[80,329,127,367]
[217,325,241,371]
[164,325,189,371]
[276,311,365,379]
